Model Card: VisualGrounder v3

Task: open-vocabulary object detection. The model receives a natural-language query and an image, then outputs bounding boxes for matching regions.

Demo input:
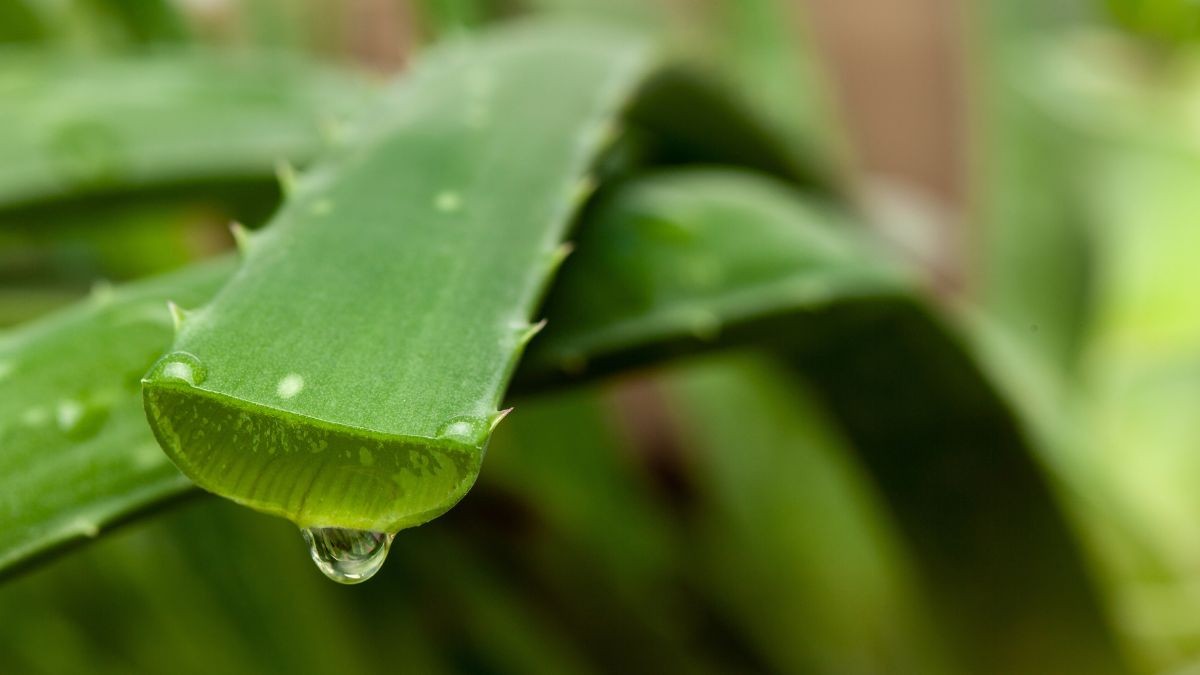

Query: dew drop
[147,352,207,386]
[301,527,393,584]
[436,415,487,444]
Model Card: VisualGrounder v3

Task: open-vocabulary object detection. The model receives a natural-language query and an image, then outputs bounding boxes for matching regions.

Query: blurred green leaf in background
[6,0,1200,673]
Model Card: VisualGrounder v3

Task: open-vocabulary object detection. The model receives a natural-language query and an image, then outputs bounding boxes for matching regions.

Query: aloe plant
[2,167,880,578]
[0,257,231,574]
[1,163,1125,674]
[9,3,1188,671]
[139,22,658,580]
[0,49,367,211]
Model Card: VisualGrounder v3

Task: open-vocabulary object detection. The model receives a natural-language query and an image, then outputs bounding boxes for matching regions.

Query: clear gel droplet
[146,352,207,386]
[436,415,488,444]
[301,527,393,584]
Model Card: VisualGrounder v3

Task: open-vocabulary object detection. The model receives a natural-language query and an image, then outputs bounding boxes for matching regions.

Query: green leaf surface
[0,48,367,212]
[141,23,654,533]
[0,257,233,574]
[521,168,901,383]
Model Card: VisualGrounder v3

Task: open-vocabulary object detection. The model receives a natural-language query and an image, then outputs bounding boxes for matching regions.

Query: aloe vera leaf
[141,23,654,534]
[0,257,233,574]
[521,169,1126,674]
[520,167,903,383]
[658,354,953,674]
[0,49,368,212]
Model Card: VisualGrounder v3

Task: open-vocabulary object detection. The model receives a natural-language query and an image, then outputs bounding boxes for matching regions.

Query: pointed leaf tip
[572,175,598,206]
[275,160,298,197]
[229,221,252,252]
[550,241,575,271]
[518,319,548,347]
[489,407,514,432]
[166,300,188,331]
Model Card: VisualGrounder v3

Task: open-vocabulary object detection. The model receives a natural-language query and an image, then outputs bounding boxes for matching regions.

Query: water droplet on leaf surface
[301,527,392,584]
[147,352,207,386]
[436,415,487,444]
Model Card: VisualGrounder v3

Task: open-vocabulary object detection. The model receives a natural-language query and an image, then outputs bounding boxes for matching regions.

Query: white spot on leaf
[434,191,462,213]
[56,400,84,433]
[276,373,305,399]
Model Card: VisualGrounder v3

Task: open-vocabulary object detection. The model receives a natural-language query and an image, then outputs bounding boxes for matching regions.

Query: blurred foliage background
[6,0,1200,673]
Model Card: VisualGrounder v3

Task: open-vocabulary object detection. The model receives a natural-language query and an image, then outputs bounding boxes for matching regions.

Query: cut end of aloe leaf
[143,363,483,534]
[137,21,651,547]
